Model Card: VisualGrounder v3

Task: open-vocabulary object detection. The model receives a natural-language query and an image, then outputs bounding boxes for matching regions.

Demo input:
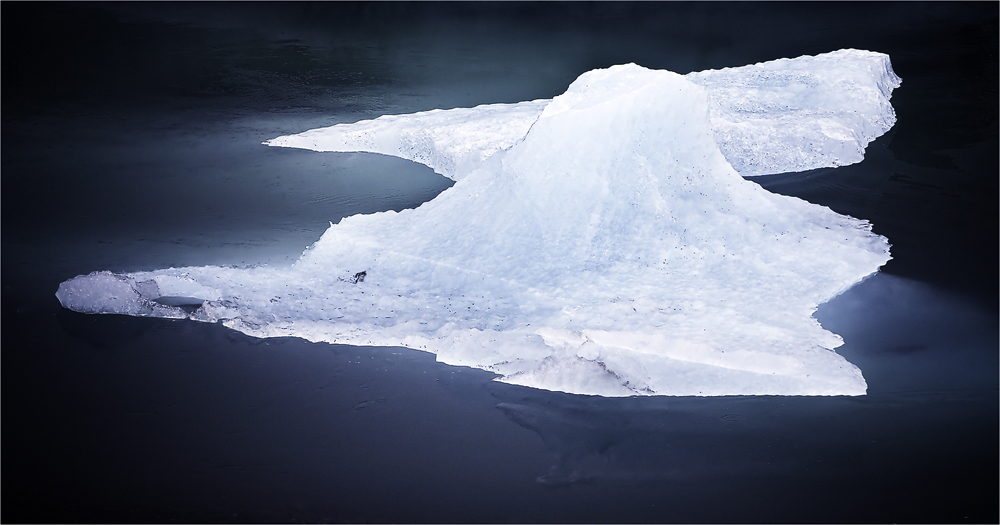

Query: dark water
[3,2,997,523]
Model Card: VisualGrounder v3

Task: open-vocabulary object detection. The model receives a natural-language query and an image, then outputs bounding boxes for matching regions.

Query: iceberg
[57,50,898,396]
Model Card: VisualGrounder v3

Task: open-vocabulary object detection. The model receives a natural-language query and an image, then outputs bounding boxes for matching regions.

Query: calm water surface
[3,3,996,523]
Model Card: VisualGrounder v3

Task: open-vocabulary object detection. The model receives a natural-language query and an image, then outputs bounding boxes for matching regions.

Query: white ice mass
[57,50,899,396]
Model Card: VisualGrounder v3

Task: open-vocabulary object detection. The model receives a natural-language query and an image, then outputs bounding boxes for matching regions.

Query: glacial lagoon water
[3,3,997,523]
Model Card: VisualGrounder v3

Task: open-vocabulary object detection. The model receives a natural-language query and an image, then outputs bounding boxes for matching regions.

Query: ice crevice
[57,49,899,396]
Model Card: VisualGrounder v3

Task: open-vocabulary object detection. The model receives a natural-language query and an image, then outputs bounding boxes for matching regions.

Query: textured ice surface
[687,49,901,176]
[266,49,900,179]
[57,52,897,396]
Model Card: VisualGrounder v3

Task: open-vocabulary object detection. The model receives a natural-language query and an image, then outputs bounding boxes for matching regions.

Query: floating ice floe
[57,49,899,396]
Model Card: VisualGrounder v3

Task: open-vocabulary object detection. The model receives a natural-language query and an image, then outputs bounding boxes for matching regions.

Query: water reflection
[3,2,996,522]
[492,273,996,502]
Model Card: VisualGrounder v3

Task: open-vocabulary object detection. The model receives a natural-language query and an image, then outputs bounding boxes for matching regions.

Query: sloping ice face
[57,50,899,396]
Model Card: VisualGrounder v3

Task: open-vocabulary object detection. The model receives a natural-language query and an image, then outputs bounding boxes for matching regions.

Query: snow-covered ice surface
[265,49,901,180]
[57,51,898,396]
[266,99,552,182]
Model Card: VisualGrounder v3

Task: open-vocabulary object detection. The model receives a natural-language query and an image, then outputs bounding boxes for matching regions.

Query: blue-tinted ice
[57,51,900,396]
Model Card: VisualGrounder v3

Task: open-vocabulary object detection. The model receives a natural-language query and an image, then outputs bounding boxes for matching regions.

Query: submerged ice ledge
[57,50,899,397]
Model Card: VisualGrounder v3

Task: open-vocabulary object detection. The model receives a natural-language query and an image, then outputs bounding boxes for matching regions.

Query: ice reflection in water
[494,273,997,490]
[3,2,996,523]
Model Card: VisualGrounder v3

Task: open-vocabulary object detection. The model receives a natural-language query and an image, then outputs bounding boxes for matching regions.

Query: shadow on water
[486,272,997,523]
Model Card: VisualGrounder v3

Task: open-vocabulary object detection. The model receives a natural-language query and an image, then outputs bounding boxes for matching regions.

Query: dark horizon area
[3,2,998,523]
